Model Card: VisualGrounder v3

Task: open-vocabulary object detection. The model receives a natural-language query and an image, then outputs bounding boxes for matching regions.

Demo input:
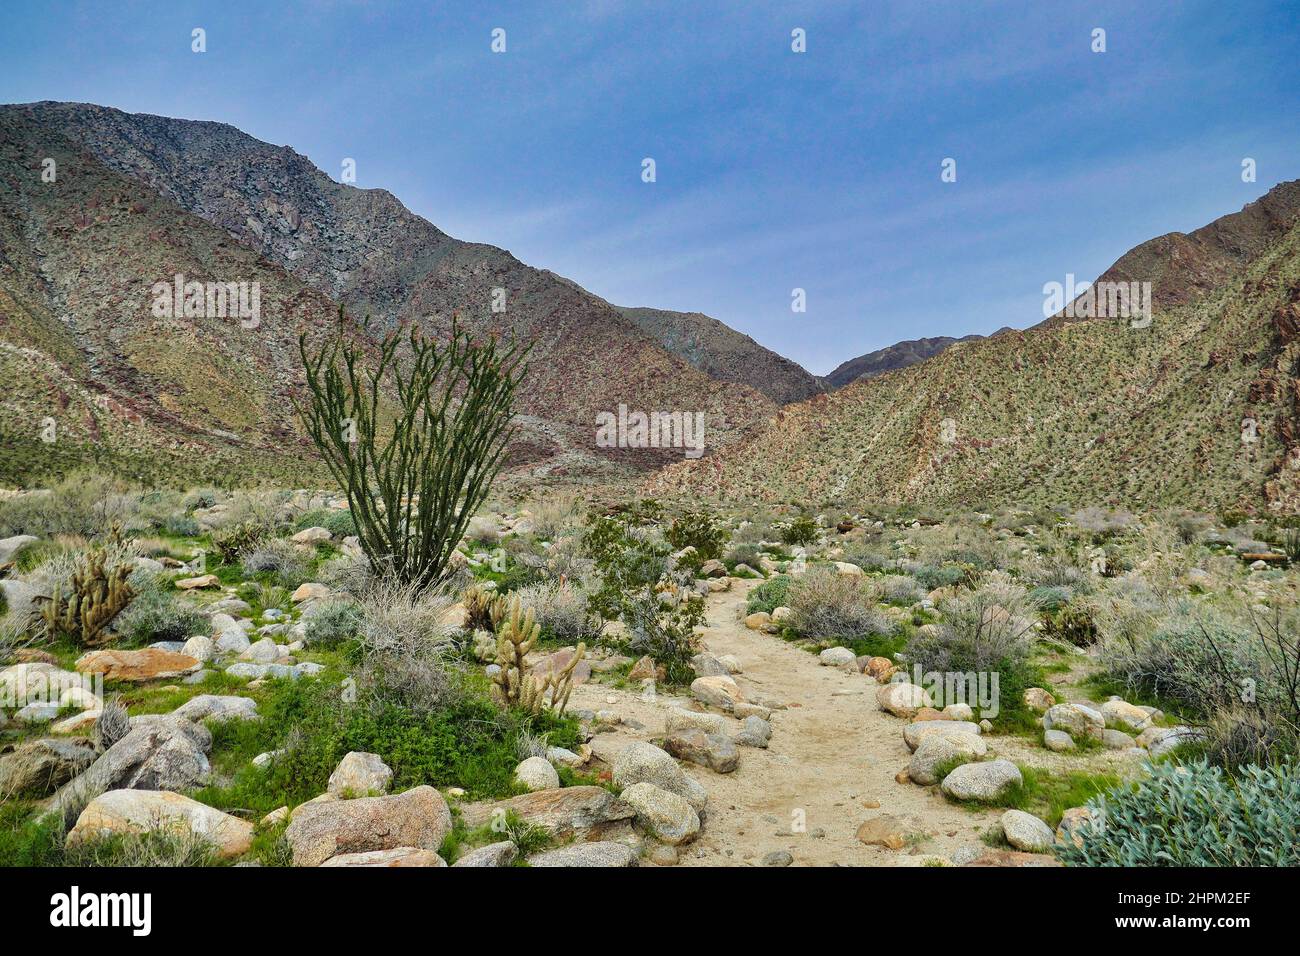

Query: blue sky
[2,1,1298,374]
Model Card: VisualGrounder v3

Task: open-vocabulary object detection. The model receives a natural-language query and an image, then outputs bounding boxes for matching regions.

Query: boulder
[819,647,857,667]
[1022,687,1056,712]
[940,760,1023,802]
[1148,725,1206,757]
[285,785,452,867]
[833,561,863,575]
[320,847,445,867]
[175,574,219,590]
[620,782,700,845]
[769,606,794,626]
[291,527,332,545]
[1043,729,1076,751]
[290,582,331,603]
[68,790,252,859]
[690,675,746,712]
[0,579,45,625]
[908,732,987,785]
[1101,728,1136,749]
[690,652,730,678]
[699,559,727,578]
[902,720,982,752]
[856,814,912,849]
[48,716,212,823]
[181,635,216,663]
[877,682,933,719]
[663,728,739,773]
[1000,810,1054,852]
[171,695,259,724]
[1100,699,1153,733]
[612,741,707,812]
[629,655,661,680]
[240,637,283,664]
[458,786,634,840]
[743,611,771,631]
[513,756,560,792]
[664,707,734,736]
[527,842,639,867]
[1055,806,1096,848]
[75,648,201,683]
[734,715,772,749]
[0,533,37,564]
[1043,702,1104,740]
[452,842,518,867]
[327,751,394,797]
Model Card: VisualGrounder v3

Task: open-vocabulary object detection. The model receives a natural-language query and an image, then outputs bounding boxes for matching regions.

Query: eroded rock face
[285,785,452,867]
[68,790,253,859]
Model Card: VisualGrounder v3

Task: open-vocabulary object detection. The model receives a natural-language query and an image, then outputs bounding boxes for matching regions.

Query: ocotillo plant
[297,309,528,593]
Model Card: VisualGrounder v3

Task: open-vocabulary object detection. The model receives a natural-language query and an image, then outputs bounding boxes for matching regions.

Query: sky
[2,0,1298,374]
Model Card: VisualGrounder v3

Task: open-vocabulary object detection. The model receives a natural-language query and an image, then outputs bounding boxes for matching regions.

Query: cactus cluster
[490,596,584,716]
[40,545,136,647]
[464,584,504,632]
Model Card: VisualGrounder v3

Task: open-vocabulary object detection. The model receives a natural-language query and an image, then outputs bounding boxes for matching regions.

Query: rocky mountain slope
[822,334,990,390]
[0,103,777,485]
[648,181,1300,513]
[614,305,825,404]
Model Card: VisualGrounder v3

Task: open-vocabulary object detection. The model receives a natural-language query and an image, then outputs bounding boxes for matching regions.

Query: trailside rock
[457,786,634,840]
[902,720,982,752]
[1000,809,1055,852]
[663,728,739,773]
[327,752,394,797]
[908,733,987,785]
[734,715,772,749]
[1043,729,1076,751]
[877,682,933,719]
[612,741,707,812]
[855,814,913,850]
[68,790,253,859]
[527,842,639,867]
[75,648,201,683]
[690,675,746,712]
[819,647,857,667]
[1022,687,1055,712]
[513,756,560,792]
[664,707,734,736]
[1100,699,1153,733]
[620,782,700,845]
[285,785,452,867]
[1043,702,1104,740]
[320,847,446,867]
[940,760,1023,802]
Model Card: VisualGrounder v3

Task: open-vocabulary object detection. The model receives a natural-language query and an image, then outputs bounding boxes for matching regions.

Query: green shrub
[302,599,364,649]
[666,509,727,561]
[1041,602,1098,646]
[1058,759,1300,866]
[295,508,357,538]
[210,520,268,563]
[746,574,791,615]
[786,567,891,640]
[776,514,819,547]
[113,577,206,645]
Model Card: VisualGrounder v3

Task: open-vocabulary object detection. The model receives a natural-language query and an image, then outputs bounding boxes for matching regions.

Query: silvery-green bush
[1058,759,1299,866]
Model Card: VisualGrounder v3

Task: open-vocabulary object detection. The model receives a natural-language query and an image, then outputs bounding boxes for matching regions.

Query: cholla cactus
[94,698,130,752]
[490,596,585,716]
[463,584,504,632]
[40,544,136,647]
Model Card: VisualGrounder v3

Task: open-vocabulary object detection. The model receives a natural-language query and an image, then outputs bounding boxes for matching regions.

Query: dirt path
[572,579,1006,865]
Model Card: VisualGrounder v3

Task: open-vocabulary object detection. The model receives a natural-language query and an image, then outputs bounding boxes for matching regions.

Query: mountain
[822,334,990,389]
[614,305,825,404]
[647,180,1300,514]
[0,102,777,485]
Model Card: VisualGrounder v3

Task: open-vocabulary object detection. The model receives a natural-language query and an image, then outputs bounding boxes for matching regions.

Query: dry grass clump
[787,567,892,640]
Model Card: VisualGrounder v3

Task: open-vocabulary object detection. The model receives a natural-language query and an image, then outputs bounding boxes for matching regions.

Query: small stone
[762,849,794,866]
[855,814,911,849]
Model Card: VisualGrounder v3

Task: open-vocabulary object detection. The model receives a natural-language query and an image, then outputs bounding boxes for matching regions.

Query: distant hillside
[0,102,778,485]
[615,305,824,404]
[823,334,990,389]
[648,180,1300,514]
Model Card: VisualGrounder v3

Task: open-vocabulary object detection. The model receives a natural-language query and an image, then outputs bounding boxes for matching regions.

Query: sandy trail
[572,579,1006,866]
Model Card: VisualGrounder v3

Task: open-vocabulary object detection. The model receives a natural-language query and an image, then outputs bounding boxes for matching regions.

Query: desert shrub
[876,574,924,605]
[906,577,1041,710]
[775,514,819,547]
[294,508,357,538]
[528,493,583,540]
[353,580,459,711]
[211,520,268,564]
[666,509,727,561]
[724,541,764,571]
[1057,759,1300,866]
[0,472,135,538]
[787,567,891,640]
[240,538,309,586]
[512,580,602,641]
[746,574,791,615]
[1041,601,1098,646]
[182,488,221,511]
[844,545,895,573]
[1069,507,1138,540]
[911,563,968,591]
[113,574,206,645]
[302,599,364,649]
[1028,585,1074,613]
[620,589,704,685]
[160,515,201,537]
